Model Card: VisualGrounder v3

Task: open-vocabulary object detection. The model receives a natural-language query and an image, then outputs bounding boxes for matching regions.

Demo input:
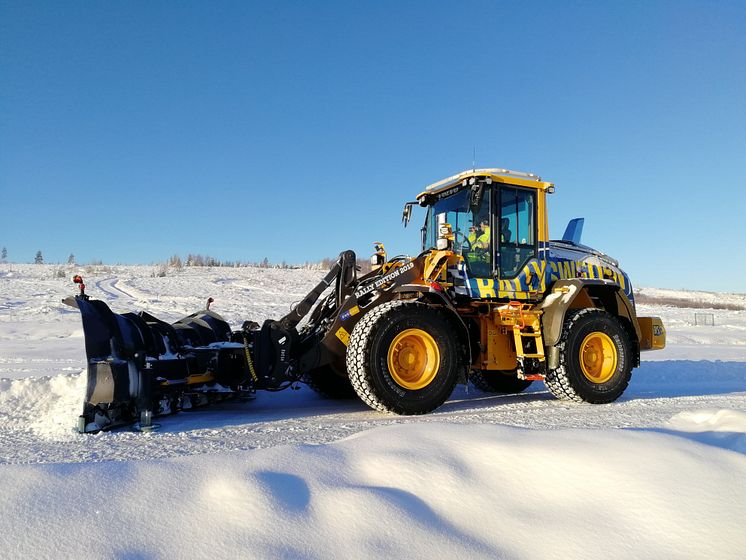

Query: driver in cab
[474,219,490,249]
[467,220,490,248]
[464,219,491,275]
[467,224,480,246]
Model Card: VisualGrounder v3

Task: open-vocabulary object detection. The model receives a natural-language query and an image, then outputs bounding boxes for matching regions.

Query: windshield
[422,188,492,276]
[424,190,469,250]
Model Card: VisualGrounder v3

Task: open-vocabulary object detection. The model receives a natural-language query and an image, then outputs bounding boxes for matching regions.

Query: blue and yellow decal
[461,249,633,302]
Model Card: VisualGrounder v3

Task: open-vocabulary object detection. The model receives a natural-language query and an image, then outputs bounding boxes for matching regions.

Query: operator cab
[415,168,554,294]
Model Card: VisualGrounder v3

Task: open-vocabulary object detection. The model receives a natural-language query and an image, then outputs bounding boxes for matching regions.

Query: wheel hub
[387,328,440,390]
[579,332,617,383]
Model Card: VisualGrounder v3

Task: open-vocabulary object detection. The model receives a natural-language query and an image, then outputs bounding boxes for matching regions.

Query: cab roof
[416,168,554,202]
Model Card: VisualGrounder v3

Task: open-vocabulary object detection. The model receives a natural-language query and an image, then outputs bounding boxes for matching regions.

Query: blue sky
[1,1,745,292]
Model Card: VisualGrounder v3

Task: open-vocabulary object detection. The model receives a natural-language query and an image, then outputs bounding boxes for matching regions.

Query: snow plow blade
[64,251,360,432]
[67,295,251,433]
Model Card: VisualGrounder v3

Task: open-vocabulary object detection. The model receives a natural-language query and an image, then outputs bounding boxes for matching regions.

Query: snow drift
[1,423,745,559]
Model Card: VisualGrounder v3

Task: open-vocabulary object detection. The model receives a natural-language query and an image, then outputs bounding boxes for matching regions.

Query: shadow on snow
[132,359,745,434]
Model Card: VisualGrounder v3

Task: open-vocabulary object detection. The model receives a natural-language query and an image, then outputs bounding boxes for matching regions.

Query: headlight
[370,253,385,271]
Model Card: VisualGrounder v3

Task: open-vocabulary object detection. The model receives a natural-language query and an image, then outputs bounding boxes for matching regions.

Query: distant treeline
[0,249,370,273]
[634,292,746,311]
[149,254,372,277]
[165,254,367,271]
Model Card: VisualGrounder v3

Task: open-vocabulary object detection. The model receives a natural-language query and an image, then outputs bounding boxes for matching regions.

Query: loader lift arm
[233,251,359,387]
[278,250,357,330]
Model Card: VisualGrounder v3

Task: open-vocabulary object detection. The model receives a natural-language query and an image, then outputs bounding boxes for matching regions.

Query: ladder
[498,302,546,380]
[498,301,546,381]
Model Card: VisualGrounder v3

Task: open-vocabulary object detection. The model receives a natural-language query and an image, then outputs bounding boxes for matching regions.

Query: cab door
[495,185,543,298]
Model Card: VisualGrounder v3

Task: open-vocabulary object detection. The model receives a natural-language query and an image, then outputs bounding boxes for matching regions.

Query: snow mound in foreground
[666,409,746,453]
[1,423,744,559]
[669,408,746,432]
[0,371,84,439]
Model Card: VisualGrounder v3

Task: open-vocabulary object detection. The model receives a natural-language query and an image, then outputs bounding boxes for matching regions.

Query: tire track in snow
[94,278,136,302]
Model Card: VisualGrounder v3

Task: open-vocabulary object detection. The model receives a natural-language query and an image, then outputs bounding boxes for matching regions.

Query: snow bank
[636,286,746,308]
[669,408,746,433]
[0,423,744,559]
[664,409,746,453]
[0,371,84,440]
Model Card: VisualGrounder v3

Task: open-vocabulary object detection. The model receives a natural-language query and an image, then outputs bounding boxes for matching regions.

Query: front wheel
[545,308,632,403]
[346,301,460,415]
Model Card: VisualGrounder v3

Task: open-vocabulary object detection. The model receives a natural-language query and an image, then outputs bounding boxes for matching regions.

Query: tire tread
[346,300,457,414]
[545,308,631,403]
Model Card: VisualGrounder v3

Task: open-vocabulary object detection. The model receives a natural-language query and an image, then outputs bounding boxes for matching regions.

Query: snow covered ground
[1,264,745,559]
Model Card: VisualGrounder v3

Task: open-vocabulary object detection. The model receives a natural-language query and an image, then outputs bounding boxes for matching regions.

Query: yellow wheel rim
[579,332,618,383]
[387,328,440,390]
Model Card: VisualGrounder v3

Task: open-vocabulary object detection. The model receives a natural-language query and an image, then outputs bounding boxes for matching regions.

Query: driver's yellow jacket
[475,226,490,248]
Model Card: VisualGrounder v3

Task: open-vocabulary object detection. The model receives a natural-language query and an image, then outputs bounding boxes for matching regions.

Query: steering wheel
[454,231,472,252]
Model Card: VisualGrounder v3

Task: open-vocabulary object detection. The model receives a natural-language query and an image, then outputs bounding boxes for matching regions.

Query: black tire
[471,370,533,394]
[545,308,632,403]
[303,364,357,399]
[346,300,460,415]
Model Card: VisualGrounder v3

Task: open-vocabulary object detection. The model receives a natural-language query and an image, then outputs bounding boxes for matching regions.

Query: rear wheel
[545,308,632,403]
[346,301,460,414]
[303,363,357,399]
[471,370,533,394]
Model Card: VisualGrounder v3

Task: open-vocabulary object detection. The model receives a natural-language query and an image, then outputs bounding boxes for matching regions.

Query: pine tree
[1,247,6,262]
[34,250,43,264]
[67,253,75,264]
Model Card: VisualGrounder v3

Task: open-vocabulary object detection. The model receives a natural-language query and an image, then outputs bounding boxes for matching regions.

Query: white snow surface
[1,264,745,559]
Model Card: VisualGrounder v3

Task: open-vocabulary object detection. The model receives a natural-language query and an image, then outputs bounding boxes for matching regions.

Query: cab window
[499,187,536,278]
[423,187,492,277]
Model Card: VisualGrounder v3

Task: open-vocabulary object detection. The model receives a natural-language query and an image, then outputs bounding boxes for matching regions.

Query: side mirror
[402,203,413,227]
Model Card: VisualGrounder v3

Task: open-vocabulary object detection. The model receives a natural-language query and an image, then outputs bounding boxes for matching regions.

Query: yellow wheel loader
[65,168,665,432]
